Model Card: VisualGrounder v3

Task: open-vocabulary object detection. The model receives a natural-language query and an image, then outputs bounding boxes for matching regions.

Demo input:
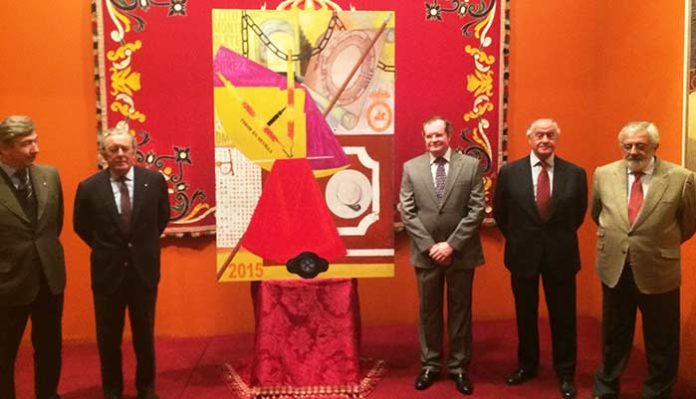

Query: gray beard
[626,158,648,172]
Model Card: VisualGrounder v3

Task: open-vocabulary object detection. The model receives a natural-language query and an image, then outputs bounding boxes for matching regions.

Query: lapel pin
[144,183,149,187]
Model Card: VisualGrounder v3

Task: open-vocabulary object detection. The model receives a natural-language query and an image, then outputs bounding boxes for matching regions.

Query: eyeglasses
[622,143,651,151]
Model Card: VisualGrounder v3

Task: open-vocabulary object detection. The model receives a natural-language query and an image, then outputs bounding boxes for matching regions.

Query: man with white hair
[0,115,66,399]
[591,121,696,399]
[493,118,587,399]
[74,126,169,399]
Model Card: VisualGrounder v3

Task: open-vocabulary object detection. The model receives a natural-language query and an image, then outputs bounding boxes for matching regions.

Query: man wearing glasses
[591,121,696,399]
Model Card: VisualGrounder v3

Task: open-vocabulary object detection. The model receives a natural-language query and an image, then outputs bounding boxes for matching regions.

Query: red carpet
[14,318,695,398]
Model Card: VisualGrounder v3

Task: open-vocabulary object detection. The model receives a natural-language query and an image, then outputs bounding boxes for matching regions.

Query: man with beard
[591,121,696,399]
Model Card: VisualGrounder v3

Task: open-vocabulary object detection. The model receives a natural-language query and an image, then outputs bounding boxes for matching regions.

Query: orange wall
[1,0,695,388]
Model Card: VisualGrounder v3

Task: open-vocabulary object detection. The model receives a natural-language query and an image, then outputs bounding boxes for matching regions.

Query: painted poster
[687,0,696,170]
[213,9,395,281]
[93,0,508,274]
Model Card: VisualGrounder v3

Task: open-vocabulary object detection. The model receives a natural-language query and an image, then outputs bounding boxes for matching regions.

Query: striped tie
[15,169,37,221]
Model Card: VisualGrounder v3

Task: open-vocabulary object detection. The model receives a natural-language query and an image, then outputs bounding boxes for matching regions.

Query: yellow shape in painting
[216,248,266,281]
[216,247,394,281]
[214,84,307,171]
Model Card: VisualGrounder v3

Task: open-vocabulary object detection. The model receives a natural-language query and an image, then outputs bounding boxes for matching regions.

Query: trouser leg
[94,288,127,396]
[593,267,638,397]
[415,266,445,372]
[0,304,30,399]
[542,273,577,378]
[446,268,474,374]
[31,281,63,399]
[126,272,158,394]
[511,274,540,371]
[639,288,680,399]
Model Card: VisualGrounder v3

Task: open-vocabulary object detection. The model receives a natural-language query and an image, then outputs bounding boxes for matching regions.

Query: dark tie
[15,169,37,221]
[536,160,551,221]
[434,157,446,201]
[118,176,132,232]
[628,172,644,225]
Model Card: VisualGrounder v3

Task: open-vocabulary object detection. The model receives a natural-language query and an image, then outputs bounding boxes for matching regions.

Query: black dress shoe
[559,377,577,398]
[450,372,473,395]
[414,369,439,390]
[505,368,537,385]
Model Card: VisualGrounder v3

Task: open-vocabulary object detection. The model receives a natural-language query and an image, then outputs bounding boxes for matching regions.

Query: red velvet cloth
[251,279,361,387]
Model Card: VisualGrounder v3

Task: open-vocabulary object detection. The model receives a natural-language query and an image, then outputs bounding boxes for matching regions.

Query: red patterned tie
[628,172,643,225]
[536,160,551,221]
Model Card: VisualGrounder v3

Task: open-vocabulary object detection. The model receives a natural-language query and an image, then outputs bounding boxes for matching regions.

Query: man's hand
[429,242,454,266]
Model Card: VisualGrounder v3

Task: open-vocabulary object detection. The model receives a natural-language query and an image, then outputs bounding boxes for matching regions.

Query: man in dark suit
[400,116,485,395]
[493,118,587,399]
[74,127,169,399]
[591,121,696,399]
[0,115,66,399]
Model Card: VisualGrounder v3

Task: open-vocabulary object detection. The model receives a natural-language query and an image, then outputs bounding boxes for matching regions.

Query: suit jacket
[591,158,696,294]
[0,164,65,306]
[399,151,485,269]
[493,156,587,280]
[74,166,170,295]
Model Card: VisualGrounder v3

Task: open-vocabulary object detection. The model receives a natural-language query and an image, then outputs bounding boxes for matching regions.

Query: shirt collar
[530,151,554,167]
[429,147,452,165]
[626,156,655,177]
[110,166,134,182]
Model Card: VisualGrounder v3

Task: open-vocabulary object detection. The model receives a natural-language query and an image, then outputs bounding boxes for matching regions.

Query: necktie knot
[435,157,446,165]
[536,160,548,168]
[14,169,29,183]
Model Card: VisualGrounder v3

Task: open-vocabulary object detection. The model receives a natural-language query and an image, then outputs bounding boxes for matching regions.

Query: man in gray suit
[0,115,66,399]
[399,116,485,395]
[591,121,696,399]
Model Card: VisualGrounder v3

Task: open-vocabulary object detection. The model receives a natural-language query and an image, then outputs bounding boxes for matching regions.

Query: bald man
[493,119,587,399]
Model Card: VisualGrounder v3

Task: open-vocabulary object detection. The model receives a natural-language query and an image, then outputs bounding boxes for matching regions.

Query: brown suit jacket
[591,158,696,294]
[0,164,65,306]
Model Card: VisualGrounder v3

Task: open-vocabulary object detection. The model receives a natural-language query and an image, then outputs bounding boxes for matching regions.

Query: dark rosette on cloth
[286,251,329,279]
